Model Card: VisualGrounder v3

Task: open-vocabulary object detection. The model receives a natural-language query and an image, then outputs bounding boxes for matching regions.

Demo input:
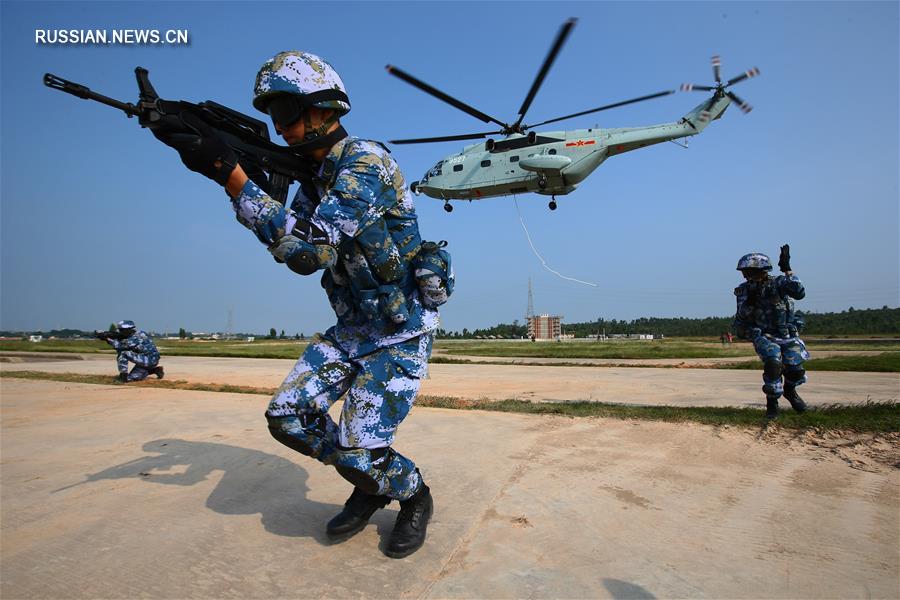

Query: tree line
[4,307,898,340]
[437,306,900,339]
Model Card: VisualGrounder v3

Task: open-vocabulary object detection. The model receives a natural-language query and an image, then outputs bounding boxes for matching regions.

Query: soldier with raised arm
[733,245,809,419]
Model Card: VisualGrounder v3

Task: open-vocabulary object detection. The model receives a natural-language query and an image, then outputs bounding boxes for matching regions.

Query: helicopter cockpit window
[510,156,519,162]
[481,159,491,167]
[453,164,463,172]
[426,161,443,179]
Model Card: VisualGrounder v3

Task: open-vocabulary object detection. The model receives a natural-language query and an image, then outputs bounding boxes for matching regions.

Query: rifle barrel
[44,73,139,117]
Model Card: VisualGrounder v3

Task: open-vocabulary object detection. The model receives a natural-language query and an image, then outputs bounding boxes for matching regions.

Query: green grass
[3,339,898,371]
[432,353,900,372]
[417,397,900,432]
[435,340,758,359]
[718,352,900,372]
[3,370,898,432]
[0,339,309,359]
[0,339,111,353]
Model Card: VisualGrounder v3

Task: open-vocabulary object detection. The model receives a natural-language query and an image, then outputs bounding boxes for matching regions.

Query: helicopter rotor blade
[725,90,753,114]
[680,83,717,92]
[725,67,760,88]
[525,89,675,129]
[388,131,501,145]
[711,55,722,84]
[512,17,577,131]
[385,65,511,129]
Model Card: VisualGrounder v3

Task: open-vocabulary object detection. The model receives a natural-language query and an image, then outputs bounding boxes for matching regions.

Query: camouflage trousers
[265,333,432,500]
[116,351,159,381]
[753,335,810,397]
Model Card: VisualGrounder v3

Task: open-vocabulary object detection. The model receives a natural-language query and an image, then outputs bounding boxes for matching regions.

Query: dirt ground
[1,373,897,599]
[2,352,898,408]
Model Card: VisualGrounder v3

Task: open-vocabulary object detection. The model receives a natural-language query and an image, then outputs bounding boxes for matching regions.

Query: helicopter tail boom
[602,94,732,157]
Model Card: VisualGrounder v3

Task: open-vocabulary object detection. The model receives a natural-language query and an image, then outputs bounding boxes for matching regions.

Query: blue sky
[1,1,897,334]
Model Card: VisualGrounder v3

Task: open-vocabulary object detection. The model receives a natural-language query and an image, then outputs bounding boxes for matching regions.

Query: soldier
[150,51,452,558]
[97,320,164,382]
[732,245,809,419]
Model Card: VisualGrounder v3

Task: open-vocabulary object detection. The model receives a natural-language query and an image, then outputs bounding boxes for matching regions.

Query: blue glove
[269,235,336,275]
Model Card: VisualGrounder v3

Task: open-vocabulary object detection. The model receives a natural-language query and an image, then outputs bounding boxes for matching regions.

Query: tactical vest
[294,138,422,326]
[739,278,790,338]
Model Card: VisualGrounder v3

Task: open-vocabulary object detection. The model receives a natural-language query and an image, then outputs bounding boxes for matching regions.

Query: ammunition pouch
[413,241,454,308]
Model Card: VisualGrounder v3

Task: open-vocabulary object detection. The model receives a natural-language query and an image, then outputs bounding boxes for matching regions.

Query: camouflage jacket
[733,274,806,340]
[107,330,160,361]
[232,136,439,358]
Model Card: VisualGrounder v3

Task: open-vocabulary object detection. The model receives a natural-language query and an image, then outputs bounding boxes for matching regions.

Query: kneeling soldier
[97,320,163,382]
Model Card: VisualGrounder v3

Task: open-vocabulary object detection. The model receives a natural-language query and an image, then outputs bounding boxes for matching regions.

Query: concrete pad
[1,379,897,598]
[2,353,898,408]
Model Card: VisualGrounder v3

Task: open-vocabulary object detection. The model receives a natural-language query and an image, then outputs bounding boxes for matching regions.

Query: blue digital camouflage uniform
[232,136,439,501]
[107,330,161,382]
[733,274,809,398]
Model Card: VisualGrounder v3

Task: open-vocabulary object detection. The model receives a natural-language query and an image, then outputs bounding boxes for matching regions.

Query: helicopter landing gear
[548,196,557,211]
[537,175,547,190]
[443,202,453,213]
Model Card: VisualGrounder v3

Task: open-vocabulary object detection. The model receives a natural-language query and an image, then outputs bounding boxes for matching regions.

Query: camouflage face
[253,51,351,115]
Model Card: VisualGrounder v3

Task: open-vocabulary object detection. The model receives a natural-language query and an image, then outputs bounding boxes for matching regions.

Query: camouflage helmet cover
[736,253,773,271]
[116,320,136,330]
[253,51,351,115]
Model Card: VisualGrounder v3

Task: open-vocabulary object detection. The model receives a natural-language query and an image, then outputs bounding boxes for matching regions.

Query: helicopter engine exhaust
[485,138,495,151]
[409,181,419,195]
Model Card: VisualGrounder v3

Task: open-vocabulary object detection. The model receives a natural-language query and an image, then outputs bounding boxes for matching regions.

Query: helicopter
[386,18,759,212]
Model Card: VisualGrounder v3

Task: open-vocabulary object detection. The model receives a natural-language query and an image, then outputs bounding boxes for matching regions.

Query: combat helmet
[253,51,350,116]
[736,253,772,271]
[253,51,350,152]
[116,320,136,333]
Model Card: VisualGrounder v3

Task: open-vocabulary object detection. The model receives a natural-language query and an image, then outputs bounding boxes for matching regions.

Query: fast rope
[513,196,598,287]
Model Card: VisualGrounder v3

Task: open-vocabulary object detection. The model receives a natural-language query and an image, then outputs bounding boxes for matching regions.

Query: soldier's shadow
[56,438,340,544]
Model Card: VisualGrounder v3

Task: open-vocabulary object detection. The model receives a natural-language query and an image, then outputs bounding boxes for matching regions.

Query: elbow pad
[269,235,336,276]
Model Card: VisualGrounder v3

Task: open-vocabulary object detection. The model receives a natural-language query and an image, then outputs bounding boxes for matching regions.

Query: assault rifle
[95,330,127,341]
[44,67,311,204]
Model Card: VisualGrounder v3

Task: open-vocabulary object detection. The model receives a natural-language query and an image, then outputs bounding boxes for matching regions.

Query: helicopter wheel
[443,202,453,213]
[548,198,557,211]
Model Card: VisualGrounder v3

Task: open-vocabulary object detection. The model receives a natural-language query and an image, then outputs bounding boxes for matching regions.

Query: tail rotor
[681,55,760,120]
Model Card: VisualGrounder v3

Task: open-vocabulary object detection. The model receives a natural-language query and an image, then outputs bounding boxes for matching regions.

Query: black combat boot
[152,366,165,379]
[326,487,391,541]
[784,387,807,413]
[385,483,433,559]
[117,372,128,383]
[765,396,779,419]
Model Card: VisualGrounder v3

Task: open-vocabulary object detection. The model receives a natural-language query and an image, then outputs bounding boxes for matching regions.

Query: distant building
[527,314,562,340]
[28,335,42,343]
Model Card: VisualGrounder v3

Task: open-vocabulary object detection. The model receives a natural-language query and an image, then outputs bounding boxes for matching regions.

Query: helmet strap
[290,122,348,154]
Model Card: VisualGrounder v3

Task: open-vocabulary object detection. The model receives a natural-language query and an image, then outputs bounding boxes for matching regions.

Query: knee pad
[783,365,806,387]
[333,446,390,496]
[762,358,784,397]
[266,414,334,462]
[763,358,783,381]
